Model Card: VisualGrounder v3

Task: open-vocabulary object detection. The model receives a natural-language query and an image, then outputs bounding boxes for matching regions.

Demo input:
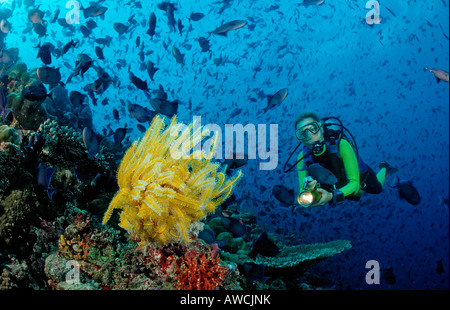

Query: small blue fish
[250,231,280,257]
[221,216,247,238]
[0,88,12,124]
[241,263,268,283]
[113,123,127,145]
[37,162,56,201]
[83,127,101,157]
[128,103,156,123]
[198,228,227,247]
[272,185,295,205]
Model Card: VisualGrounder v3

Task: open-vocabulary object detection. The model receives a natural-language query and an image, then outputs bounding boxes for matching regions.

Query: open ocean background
[2,0,448,289]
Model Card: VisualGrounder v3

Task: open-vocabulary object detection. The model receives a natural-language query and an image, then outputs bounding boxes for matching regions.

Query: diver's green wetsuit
[297,139,387,200]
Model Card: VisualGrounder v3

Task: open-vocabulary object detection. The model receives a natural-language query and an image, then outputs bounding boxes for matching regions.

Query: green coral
[0,125,20,144]
[253,239,352,268]
[220,239,351,271]
[7,92,48,130]
[207,217,228,235]
[216,232,247,253]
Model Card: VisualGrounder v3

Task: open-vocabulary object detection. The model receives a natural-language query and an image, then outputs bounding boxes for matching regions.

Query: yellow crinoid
[102,115,242,247]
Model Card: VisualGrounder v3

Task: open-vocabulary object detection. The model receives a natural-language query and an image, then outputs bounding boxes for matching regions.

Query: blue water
[1,0,448,289]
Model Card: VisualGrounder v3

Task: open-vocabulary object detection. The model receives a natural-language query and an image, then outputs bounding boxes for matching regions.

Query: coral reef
[39,207,239,290]
[7,92,48,130]
[0,141,25,195]
[0,125,20,144]
[253,240,352,276]
[37,119,115,176]
[256,239,351,265]
[174,252,228,290]
[2,62,48,130]
[2,62,94,131]
[204,210,352,289]
[103,115,243,247]
[0,140,40,254]
[0,62,354,292]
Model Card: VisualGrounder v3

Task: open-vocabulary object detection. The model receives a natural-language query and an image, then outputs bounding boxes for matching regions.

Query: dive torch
[297,180,322,207]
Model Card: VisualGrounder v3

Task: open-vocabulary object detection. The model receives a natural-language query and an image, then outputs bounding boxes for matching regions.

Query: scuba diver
[284,111,398,207]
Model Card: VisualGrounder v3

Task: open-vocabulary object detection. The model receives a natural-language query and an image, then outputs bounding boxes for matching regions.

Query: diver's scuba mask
[295,121,322,141]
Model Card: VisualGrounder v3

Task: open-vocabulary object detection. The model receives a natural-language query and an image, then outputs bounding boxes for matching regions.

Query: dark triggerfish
[391,176,421,205]
[306,163,338,185]
[250,231,280,257]
[272,185,295,205]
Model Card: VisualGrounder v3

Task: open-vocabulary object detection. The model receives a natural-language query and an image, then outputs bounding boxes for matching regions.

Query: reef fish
[198,228,227,247]
[113,124,127,145]
[198,37,211,52]
[297,0,325,6]
[129,71,149,91]
[32,21,47,37]
[390,176,421,205]
[36,42,53,65]
[95,46,104,60]
[113,22,129,35]
[0,88,12,123]
[37,162,56,201]
[83,127,101,157]
[146,60,159,81]
[69,91,86,107]
[262,88,288,113]
[128,103,157,123]
[0,49,16,66]
[166,4,176,32]
[62,39,78,55]
[28,7,45,24]
[241,263,267,283]
[272,185,295,205]
[221,216,247,238]
[208,20,246,37]
[425,67,449,83]
[147,12,156,39]
[172,46,184,65]
[66,54,93,83]
[81,4,108,18]
[223,153,248,171]
[36,66,61,85]
[149,98,178,118]
[306,163,338,185]
[189,12,205,21]
[22,81,48,102]
[250,231,280,257]
[381,266,396,285]
[0,18,12,33]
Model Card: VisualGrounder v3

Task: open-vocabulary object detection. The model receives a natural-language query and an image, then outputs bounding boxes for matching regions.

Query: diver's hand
[311,189,333,207]
[302,176,317,191]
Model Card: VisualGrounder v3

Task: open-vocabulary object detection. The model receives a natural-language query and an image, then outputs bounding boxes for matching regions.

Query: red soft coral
[174,252,227,290]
